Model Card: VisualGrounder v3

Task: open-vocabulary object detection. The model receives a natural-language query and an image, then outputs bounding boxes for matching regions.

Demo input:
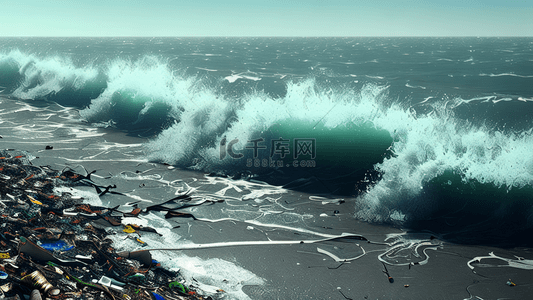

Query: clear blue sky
[1,0,532,36]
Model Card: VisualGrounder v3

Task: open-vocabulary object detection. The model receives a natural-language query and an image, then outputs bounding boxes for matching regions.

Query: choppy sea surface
[1,37,533,298]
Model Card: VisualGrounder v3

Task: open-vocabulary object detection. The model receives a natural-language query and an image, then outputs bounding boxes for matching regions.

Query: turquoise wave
[2,50,533,245]
[0,57,23,94]
[409,170,533,245]
[0,50,107,106]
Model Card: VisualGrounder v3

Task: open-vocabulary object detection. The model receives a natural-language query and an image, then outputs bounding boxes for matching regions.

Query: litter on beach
[0,150,211,300]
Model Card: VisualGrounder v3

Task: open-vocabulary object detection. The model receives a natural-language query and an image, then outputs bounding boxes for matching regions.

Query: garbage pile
[0,150,211,300]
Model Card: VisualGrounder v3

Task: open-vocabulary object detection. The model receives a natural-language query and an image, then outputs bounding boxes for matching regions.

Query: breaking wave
[0,50,107,106]
[2,50,533,245]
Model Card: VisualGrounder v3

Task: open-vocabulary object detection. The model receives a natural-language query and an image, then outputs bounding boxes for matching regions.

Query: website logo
[220,137,316,167]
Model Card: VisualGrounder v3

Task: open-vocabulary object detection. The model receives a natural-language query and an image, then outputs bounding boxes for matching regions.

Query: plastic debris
[507,279,516,287]
[170,281,191,295]
[27,195,43,206]
[39,240,74,252]
[0,150,212,300]
[134,237,148,247]
[123,225,136,233]
[95,276,125,292]
[152,292,166,300]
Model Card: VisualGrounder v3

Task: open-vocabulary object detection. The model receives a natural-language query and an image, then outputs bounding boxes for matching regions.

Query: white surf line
[316,246,366,262]
[120,193,154,203]
[63,158,149,163]
[199,175,286,193]
[214,182,243,196]
[195,177,289,205]
[467,252,533,270]
[194,217,362,239]
[118,172,162,181]
[316,247,389,262]
[83,143,144,151]
[270,196,295,211]
[308,195,345,205]
[7,139,85,144]
[116,171,195,191]
[378,241,440,266]
[146,232,365,252]
[412,245,440,267]
[82,150,114,160]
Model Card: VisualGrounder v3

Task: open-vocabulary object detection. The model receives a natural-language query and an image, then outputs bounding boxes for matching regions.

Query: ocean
[1,37,533,299]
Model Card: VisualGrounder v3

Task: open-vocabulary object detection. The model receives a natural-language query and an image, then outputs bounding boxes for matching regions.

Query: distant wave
[365,75,384,80]
[453,95,533,105]
[405,83,426,90]
[479,73,533,78]
[0,50,106,106]
[224,72,262,83]
[195,67,218,72]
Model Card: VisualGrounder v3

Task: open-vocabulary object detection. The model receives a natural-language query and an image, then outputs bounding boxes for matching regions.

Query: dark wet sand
[182,210,533,300]
[1,97,533,300]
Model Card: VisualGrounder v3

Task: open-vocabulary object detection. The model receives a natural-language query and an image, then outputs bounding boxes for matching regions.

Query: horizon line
[1,35,532,38]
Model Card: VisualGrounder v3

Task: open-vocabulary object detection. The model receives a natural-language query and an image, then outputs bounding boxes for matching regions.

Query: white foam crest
[189,80,386,171]
[356,98,533,223]
[146,79,357,167]
[80,56,191,122]
[144,89,234,165]
[142,77,533,225]
[4,50,99,99]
